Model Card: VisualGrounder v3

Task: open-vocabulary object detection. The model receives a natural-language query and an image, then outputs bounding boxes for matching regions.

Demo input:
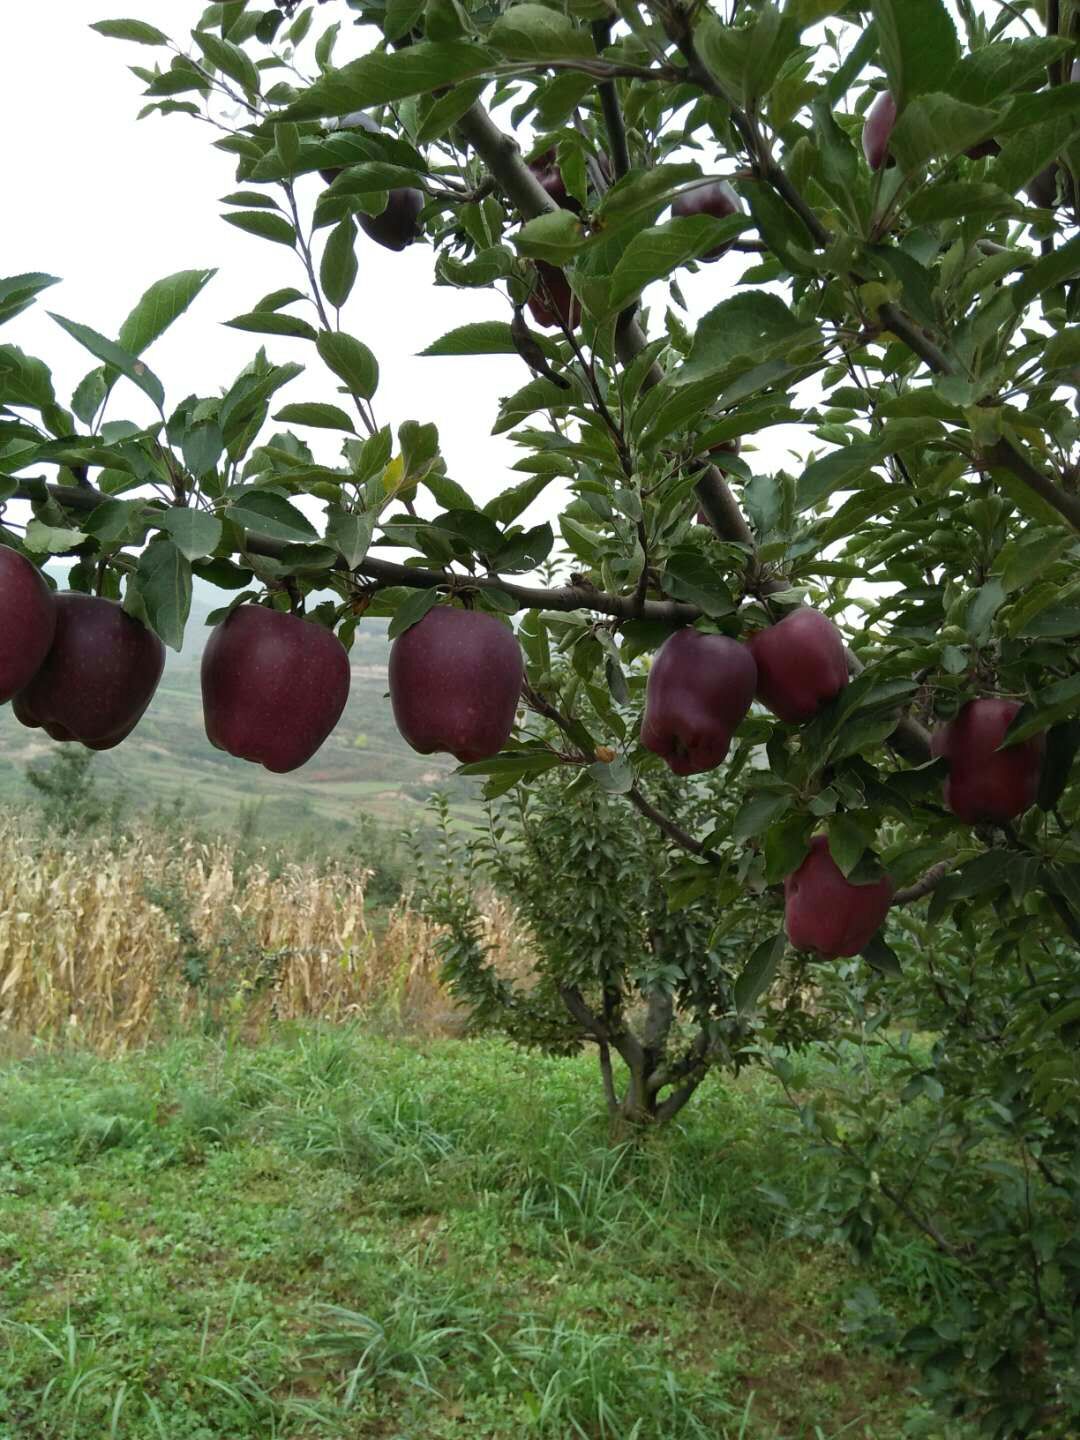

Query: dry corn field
[0,820,525,1051]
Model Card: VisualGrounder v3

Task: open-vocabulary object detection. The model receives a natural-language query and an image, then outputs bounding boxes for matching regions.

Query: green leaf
[0,344,55,410]
[484,472,559,524]
[1002,675,1080,748]
[589,755,633,793]
[90,17,170,44]
[181,421,224,477]
[194,29,261,93]
[388,588,440,639]
[513,210,586,265]
[608,215,750,312]
[861,935,902,977]
[675,292,816,387]
[1013,233,1080,307]
[156,509,224,561]
[23,520,87,555]
[489,4,592,60]
[136,538,191,651]
[889,94,998,173]
[70,367,107,424]
[320,218,358,309]
[827,814,873,877]
[796,441,886,512]
[419,322,517,357]
[325,505,376,568]
[316,330,379,399]
[222,211,298,247]
[224,490,319,543]
[0,272,61,326]
[48,312,164,412]
[734,933,786,1014]
[274,402,356,431]
[225,311,319,340]
[871,0,958,104]
[283,42,497,119]
[118,269,217,357]
[733,790,793,844]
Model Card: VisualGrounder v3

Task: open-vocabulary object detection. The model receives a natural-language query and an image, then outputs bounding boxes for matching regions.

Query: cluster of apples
[861,85,1063,207]
[521,147,744,331]
[639,607,1046,958]
[0,548,165,749]
[201,603,523,769]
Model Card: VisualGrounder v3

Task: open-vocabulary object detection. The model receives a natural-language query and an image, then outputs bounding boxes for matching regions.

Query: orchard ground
[0,1025,972,1440]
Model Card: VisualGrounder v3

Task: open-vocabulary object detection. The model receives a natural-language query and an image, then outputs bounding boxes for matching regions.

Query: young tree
[5,0,1080,1423]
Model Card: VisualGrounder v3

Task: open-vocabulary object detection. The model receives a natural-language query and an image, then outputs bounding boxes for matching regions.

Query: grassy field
[0,1028,969,1440]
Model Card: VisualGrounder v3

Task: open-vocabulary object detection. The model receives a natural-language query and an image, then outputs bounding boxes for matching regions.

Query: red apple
[201,606,351,773]
[527,261,581,330]
[785,835,895,958]
[931,697,1044,824]
[670,179,743,259]
[389,606,523,763]
[863,90,897,171]
[0,547,56,704]
[528,147,580,213]
[746,608,848,725]
[13,593,164,750]
[1025,164,1060,209]
[641,628,756,775]
[320,110,424,250]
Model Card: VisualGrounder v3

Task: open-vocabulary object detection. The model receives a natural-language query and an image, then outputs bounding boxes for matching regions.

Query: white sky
[1,0,800,550]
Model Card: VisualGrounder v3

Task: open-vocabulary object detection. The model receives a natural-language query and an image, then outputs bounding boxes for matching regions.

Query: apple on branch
[670,179,743,259]
[320,110,424,251]
[201,605,352,773]
[0,547,56,704]
[931,698,1044,824]
[641,628,756,775]
[527,261,581,331]
[746,608,849,724]
[862,90,897,171]
[389,605,524,764]
[13,593,164,750]
[785,835,895,958]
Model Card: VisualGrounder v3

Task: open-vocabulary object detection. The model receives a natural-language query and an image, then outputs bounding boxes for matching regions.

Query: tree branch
[626,784,721,862]
[894,860,953,906]
[591,21,631,180]
[13,479,700,624]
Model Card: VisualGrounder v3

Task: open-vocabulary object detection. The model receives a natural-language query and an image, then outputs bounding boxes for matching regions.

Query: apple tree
[5,0,1080,1422]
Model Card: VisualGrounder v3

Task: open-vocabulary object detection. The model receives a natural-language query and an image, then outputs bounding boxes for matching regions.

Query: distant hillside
[0,579,474,838]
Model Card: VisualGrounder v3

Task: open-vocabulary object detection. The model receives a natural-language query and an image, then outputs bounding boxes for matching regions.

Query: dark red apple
[746,608,848,725]
[389,606,523,763]
[1025,164,1060,209]
[201,606,351,774]
[863,90,897,171]
[13,593,164,750]
[0,547,56,704]
[785,835,894,958]
[359,188,424,251]
[527,261,581,331]
[931,697,1044,824]
[641,628,756,775]
[670,179,743,259]
[528,147,580,213]
[320,110,424,251]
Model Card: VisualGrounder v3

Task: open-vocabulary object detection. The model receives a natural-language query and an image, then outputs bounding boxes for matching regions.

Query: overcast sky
[2,2,810,541]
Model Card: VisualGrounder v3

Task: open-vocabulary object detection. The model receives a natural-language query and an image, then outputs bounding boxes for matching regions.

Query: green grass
[0,1029,966,1439]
